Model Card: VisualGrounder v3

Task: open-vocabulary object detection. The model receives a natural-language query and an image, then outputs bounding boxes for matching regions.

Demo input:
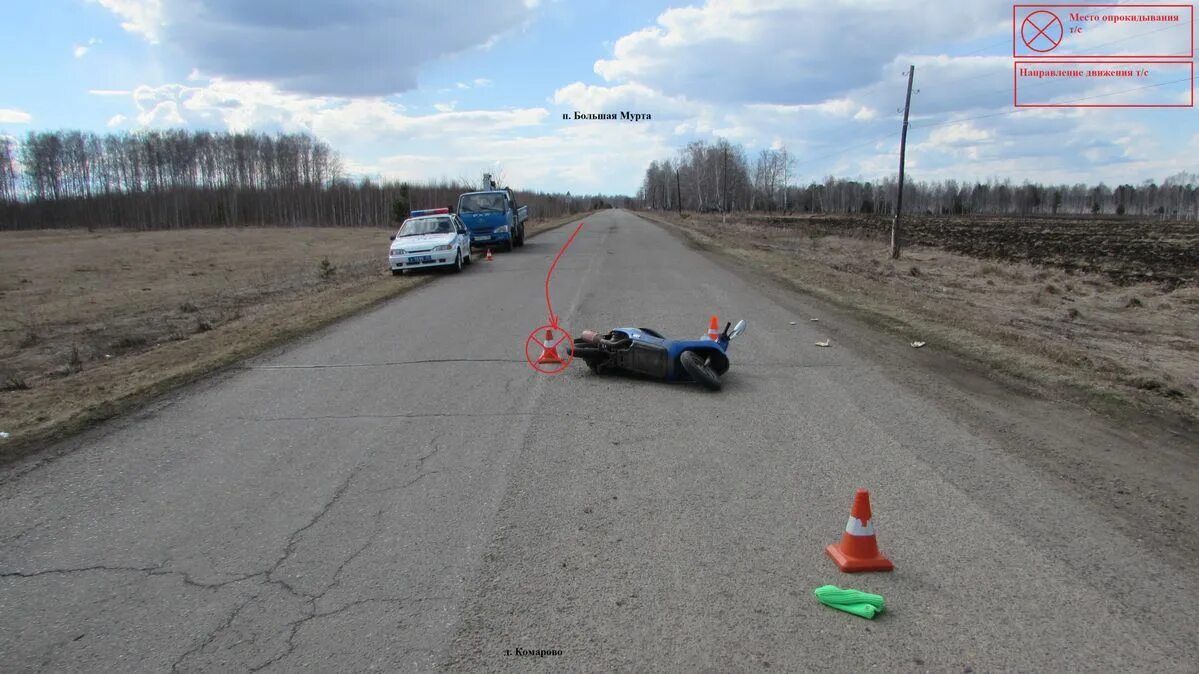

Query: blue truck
[455,187,529,252]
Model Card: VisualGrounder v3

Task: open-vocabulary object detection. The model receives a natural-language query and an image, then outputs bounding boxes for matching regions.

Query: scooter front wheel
[680,350,722,391]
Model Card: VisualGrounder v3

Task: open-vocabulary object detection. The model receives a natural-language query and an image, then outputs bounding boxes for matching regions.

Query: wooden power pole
[676,169,682,214]
[891,65,915,259]
[721,144,729,225]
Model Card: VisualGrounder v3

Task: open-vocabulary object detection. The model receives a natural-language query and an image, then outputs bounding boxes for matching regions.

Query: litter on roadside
[814,585,886,619]
[0,431,10,440]
[815,340,831,347]
[911,341,926,348]
[810,318,820,321]
[789,321,797,325]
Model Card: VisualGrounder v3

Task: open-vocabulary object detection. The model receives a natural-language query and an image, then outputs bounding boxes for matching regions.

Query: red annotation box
[1014,61,1195,107]
[1013,4,1194,58]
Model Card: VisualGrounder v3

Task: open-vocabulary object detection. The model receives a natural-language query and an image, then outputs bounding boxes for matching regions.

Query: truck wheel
[515,226,525,247]
[680,350,722,391]
[503,237,514,253]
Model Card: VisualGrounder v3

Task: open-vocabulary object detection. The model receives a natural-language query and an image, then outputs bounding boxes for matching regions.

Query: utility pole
[781,146,789,213]
[891,65,915,259]
[675,169,682,214]
[721,143,729,225]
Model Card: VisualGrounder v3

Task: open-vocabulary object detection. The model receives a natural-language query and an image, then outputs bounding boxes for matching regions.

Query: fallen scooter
[570,319,746,391]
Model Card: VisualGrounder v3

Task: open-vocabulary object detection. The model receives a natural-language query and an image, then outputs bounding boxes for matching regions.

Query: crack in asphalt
[169,589,263,674]
[419,434,442,468]
[0,564,163,579]
[251,358,521,370]
[238,412,530,422]
[165,457,447,672]
[246,595,453,673]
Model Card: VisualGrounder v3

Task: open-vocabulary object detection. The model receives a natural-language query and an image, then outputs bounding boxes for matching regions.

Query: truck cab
[456,188,528,252]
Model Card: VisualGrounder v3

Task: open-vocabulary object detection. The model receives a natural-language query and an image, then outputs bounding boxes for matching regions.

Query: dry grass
[0,213,587,459]
[647,212,1199,421]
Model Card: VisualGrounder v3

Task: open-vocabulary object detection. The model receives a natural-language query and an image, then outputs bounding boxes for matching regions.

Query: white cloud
[92,0,532,95]
[0,108,33,124]
[433,102,457,113]
[89,0,162,42]
[107,114,128,127]
[89,89,132,96]
[116,76,547,141]
[552,81,698,120]
[594,0,1010,104]
[73,37,101,58]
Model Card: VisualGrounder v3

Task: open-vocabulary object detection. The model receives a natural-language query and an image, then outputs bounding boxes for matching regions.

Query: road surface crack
[252,358,520,370]
[0,563,162,579]
[239,412,530,422]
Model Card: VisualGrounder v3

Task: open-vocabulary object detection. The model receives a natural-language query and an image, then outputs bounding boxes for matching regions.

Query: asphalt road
[2,209,1197,672]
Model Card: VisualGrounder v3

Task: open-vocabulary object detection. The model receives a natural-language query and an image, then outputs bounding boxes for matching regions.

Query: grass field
[743,212,1199,286]
[0,213,586,459]
[645,211,1199,424]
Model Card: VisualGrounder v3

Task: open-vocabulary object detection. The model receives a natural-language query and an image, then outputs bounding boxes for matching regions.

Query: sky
[0,0,1196,195]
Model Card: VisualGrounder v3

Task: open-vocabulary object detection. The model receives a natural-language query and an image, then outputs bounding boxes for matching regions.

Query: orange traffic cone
[825,489,894,572]
[485,248,494,262]
[536,329,563,365]
[704,315,720,341]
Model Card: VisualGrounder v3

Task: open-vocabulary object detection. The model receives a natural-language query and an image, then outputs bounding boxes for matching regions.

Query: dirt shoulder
[636,209,1199,574]
[0,212,588,461]
[640,211,1198,426]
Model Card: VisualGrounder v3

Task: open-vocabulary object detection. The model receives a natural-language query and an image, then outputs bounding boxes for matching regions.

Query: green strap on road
[814,585,886,619]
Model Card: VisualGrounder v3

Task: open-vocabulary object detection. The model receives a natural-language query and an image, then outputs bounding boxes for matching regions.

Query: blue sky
[1,0,1195,195]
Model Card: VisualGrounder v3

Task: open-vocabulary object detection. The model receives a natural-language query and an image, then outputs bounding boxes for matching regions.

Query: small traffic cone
[825,489,894,572]
[704,315,720,341]
[536,329,563,365]
[485,248,494,262]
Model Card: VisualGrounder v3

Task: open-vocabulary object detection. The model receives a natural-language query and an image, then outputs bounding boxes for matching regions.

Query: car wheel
[680,350,722,391]
[452,250,463,273]
[463,248,472,265]
[391,269,402,276]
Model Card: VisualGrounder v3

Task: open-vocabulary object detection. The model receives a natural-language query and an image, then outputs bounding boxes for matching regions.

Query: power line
[911,74,1197,133]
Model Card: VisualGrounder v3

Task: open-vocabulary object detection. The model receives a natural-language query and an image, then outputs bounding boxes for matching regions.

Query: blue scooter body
[609,327,731,382]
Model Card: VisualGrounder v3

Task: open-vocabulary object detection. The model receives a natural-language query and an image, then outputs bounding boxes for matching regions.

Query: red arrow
[545,222,584,328]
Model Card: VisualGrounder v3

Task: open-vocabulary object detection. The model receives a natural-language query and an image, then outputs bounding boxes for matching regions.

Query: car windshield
[457,193,507,213]
[396,216,454,237]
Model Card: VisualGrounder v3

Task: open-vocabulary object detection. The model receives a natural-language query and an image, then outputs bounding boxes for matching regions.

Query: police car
[388,208,473,275]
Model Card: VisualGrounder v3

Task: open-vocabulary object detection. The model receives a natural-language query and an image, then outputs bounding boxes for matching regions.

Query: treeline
[639,139,1199,220]
[0,130,622,230]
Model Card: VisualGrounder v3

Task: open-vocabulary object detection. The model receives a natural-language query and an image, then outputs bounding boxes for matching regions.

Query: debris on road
[911,341,926,348]
[814,585,886,619]
[0,431,10,440]
[789,321,797,325]
[815,340,831,347]
[810,318,820,321]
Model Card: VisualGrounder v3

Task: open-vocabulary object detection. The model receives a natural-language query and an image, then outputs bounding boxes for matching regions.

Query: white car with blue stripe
[389,208,473,275]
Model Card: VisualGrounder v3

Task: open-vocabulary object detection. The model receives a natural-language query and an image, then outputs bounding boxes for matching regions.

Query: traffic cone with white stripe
[536,329,563,365]
[485,248,494,262]
[704,315,720,341]
[826,489,894,572]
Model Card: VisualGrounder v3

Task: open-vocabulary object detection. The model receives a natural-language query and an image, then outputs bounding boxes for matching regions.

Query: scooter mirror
[728,319,747,339]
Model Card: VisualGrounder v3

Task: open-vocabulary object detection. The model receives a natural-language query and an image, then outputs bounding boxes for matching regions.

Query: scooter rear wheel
[680,350,722,391]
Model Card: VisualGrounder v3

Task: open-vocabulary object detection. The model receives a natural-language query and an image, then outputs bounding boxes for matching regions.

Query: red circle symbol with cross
[524,325,574,375]
[1021,10,1063,52]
